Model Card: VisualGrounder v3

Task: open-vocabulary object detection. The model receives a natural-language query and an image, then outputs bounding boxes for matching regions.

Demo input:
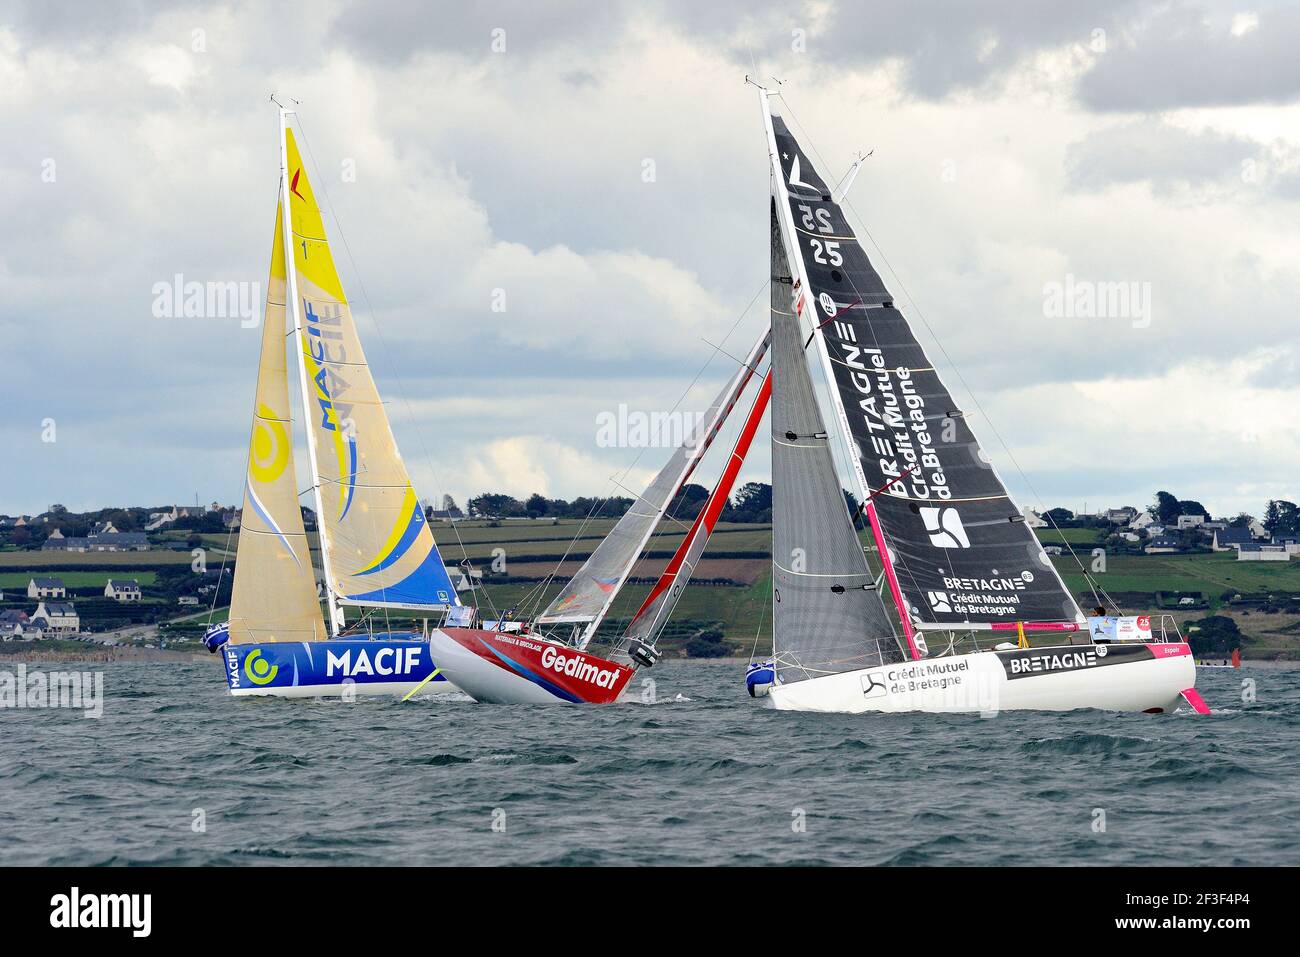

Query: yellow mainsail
[228,202,329,644]
[284,129,456,609]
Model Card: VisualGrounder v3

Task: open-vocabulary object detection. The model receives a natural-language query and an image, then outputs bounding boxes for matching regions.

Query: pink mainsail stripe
[628,373,772,629]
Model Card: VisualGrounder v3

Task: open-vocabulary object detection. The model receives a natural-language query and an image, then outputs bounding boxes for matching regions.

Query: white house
[1145,536,1181,554]
[177,595,200,607]
[1238,544,1289,562]
[33,601,79,634]
[1176,514,1207,530]
[1248,518,1268,539]
[1128,512,1157,530]
[27,577,67,599]
[1104,506,1138,524]
[105,579,142,602]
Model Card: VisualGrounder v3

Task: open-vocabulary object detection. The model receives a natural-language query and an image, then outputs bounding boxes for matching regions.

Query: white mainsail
[281,123,457,616]
[227,201,329,645]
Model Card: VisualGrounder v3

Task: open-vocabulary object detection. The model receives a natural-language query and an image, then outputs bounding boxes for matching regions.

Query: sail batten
[282,125,458,612]
[766,108,1081,631]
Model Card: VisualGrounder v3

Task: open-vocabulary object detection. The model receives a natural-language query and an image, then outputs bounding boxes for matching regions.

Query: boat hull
[426,628,636,704]
[222,638,458,698]
[766,641,1197,714]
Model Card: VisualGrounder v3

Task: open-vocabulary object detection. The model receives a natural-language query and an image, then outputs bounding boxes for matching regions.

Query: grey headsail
[769,112,1081,629]
[537,331,769,632]
[769,202,903,683]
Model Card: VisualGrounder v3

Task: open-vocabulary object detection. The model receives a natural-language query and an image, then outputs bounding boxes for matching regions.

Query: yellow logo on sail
[244,649,279,685]
[249,405,291,483]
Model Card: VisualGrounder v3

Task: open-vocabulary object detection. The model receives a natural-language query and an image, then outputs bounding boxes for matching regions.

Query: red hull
[432,627,635,704]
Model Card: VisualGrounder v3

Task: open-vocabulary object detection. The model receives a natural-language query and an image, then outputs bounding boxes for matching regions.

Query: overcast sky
[2,0,1297,520]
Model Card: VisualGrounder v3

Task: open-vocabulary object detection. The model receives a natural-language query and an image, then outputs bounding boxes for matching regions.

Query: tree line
[446,482,774,524]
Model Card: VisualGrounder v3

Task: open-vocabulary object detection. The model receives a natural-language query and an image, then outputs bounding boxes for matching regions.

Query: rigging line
[776,94,1093,609]
[748,592,770,664]
[292,117,500,622]
[528,278,770,619]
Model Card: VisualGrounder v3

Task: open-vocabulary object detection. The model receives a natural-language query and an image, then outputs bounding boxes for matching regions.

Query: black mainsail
[764,105,1081,633]
[769,203,903,681]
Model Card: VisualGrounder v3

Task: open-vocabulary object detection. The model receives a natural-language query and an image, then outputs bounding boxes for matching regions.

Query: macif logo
[50,887,151,937]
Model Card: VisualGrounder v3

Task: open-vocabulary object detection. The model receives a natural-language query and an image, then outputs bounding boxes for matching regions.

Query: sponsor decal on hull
[223,639,447,693]
[442,628,635,704]
[997,641,1188,680]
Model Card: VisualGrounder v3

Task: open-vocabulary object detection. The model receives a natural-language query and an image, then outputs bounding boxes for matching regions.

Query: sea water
[1,660,1294,865]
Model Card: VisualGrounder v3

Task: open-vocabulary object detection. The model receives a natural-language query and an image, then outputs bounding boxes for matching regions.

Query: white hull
[767,643,1196,715]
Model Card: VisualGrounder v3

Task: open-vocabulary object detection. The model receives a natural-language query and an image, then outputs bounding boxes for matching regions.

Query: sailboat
[423,327,774,704]
[745,82,1205,715]
[203,104,461,698]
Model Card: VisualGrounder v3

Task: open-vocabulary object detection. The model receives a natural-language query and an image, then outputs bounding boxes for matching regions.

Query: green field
[5,517,1299,657]
[0,571,160,588]
[1054,552,1300,600]
[0,551,199,568]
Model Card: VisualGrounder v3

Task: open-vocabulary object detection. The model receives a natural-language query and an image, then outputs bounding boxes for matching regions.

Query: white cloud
[0,0,1295,523]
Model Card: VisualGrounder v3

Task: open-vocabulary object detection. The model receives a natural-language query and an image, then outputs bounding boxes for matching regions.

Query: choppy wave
[0,660,1297,866]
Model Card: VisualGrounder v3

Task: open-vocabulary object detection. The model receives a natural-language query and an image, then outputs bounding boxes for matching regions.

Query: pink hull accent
[1180,687,1211,715]
[989,621,1081,632]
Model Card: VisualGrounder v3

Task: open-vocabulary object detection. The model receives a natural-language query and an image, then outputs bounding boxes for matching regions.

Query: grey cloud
[1079,3,1300,110]
[1065,119,1300,201]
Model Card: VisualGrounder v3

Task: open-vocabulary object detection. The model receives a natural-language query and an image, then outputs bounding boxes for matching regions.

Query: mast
[278,104,344,635]
[755,86,922,660]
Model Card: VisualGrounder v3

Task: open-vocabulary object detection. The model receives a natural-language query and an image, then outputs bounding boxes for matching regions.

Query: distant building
[27,577,66,599]
[86,532,149,552]
[1238,543,1289,562]
[223,509,241,530]
[1272,537,1300,556]
[0,609,41,640]
[1145,536,1181,554]
[1176,514,1206,530]
[1128,513,1157,530]
[105,579,142,602]
[1104,507,1138,524]
[1212,528,1255,552]
[177,595,200,607]
[1248,518,1268,539]
[33,601,79,634]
